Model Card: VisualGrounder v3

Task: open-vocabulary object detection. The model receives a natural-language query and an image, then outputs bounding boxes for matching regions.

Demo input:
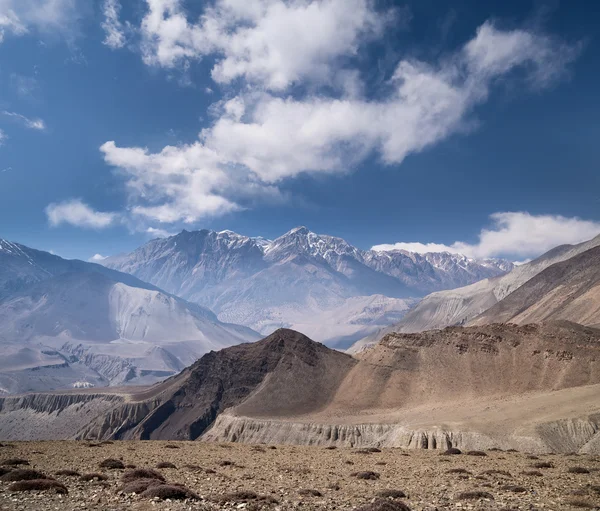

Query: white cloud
[0,129,6,145]
[45,199,118,229]
[2,111,46,130]
[89,253,108,262]
[101,0,126,49]
[372,212,600,260]
[58,2,576,232]
[146,227,174,238]
[139,0,388,91]
[0,0,82,42]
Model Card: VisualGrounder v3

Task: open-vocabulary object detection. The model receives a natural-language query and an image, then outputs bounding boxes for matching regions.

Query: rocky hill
[2,325,600,453]
[470,245,600,328]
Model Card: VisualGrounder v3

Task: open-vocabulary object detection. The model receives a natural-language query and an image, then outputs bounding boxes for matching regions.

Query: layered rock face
[2,325,600,453]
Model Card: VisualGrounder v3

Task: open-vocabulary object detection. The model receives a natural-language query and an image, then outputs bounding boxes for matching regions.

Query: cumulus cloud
[140,0,388,90]
[372,212,600,260]
[96,20,579,226]
[101,0,126,49]
[45,199,118,229]
[2,111,46,130]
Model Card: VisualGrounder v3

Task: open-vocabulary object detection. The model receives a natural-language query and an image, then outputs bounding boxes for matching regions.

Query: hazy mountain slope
[470,245,600,328]
[102,227,512,342]
[0,242,260,394]
[4,324,600,453]
[376,234,600,336]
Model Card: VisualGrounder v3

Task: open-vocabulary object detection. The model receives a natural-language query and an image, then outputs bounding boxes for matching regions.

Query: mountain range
[349,234,600,353]
[103,226,512,345]
[0,239,259,394]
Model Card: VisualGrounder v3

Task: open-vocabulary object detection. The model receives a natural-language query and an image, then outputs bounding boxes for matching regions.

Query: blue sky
[0,0,599,262]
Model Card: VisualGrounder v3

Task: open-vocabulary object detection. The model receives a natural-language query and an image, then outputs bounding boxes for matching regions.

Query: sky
[0,0,599,262]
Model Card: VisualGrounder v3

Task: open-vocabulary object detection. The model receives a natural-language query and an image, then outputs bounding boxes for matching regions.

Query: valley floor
[0,441,599,510]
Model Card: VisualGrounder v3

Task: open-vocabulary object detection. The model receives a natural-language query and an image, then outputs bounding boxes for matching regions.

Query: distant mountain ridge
[470,244,600,328]
[102,226,512,343]
[0,239,259,394]
[348,234,600,353]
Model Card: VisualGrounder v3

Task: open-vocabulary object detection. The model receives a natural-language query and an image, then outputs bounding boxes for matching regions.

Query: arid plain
[0,441,599,511]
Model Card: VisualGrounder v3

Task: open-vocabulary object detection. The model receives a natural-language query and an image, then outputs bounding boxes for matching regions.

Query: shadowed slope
[470,246,600,328]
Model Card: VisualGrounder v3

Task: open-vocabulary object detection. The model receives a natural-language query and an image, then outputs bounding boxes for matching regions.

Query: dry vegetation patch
[0,458,29,466]
[156,461,177,469]
[355,499,411,511]
[8,479,67,494]
[140,484,200,500]
[568,467,591,474]
[99,458,124,469]
[456,490,494,500]
[376,489,407,498]
[1,469,48,482]
[55,469,80,477]
[121,468,165,483]
[352,471,380,480]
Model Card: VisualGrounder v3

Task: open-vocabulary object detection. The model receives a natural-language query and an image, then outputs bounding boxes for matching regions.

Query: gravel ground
[0,441,599,510]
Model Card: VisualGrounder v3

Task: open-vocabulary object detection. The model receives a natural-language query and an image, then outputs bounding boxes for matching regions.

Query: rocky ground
[0,441,599,510]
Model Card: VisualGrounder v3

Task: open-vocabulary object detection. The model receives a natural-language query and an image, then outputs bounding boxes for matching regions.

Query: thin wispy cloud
[0,0,83,43]
[372,212,600,260]
[2,111,46,130]
[101,0,126,49]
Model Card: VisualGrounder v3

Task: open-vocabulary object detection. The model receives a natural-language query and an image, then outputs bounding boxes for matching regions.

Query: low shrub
[500,485,527,493]
[99,458,124,470]
[140,484,200,500]
[568,467,590,474]
[214,490,279,504]
[466,451,487,457]
[355,499,411,511]
[156,462,176,469]
[446,468,472,475]
[533,462,554,469]
[1,469,48,482]
[325,446,337,450]
[121,468,165,483]
[55,469,80,477]
[164,444,180,449]
[456,491,494,500]
[442,448,462,455]
[352,471,380,480]
[0,458,29,466]
[8,479,67,494]
[121,478,163,494]
[376,489,406,498]
[355,447,382,454]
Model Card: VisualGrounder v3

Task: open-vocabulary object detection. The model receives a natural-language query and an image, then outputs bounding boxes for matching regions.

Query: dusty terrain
[0,441,599,510]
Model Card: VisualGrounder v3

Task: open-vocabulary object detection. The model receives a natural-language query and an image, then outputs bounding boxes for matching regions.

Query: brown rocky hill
[1,325,600,452]
[470,245,600,328]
